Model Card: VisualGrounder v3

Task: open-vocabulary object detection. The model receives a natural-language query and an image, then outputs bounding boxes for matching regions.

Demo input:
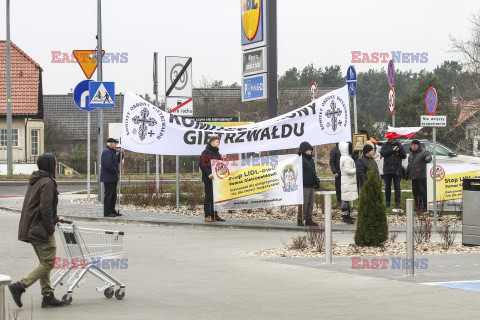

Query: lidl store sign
[241,0,265,46]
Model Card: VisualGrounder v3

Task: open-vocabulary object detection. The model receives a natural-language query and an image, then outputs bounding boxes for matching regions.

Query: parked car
[376,139,480,175]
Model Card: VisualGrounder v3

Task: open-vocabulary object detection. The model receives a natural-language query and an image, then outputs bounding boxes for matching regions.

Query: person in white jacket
[339,142,358,224]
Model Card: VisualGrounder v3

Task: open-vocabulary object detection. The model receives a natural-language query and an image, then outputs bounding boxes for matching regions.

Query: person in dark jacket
[298,141,319,227]
[356,144,380,192]
[406,140,432,212]
[199,136,225,222]
[329,143,342,206]
[100,138,124,217]
[9,153,66,309]
[380,137,407,208]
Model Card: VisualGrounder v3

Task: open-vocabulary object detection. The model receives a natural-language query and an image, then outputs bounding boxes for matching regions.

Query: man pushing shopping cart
[8,153,125,309]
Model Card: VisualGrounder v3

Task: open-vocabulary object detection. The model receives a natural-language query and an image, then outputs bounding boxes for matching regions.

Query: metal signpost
[153,52,160,192]
[346,66,357,133]
[388,60,395,126]
[165,56,193,213]
[6,0,13,175]
[96,0,104,203]
[424,88,440,226]
[73,80,95,198]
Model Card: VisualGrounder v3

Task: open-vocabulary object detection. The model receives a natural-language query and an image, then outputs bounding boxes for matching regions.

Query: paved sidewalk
[0,195,458,233]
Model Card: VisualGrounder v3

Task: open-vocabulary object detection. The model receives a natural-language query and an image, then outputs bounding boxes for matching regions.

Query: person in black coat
[100,138,124,217]
[380,137,407,208]
[298,141,319,227]
[356,144,380,192]
[199,136,225,222]
[329,143,342,206]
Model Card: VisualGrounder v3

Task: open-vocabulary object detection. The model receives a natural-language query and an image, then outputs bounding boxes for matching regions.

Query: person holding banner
[339,142,357,224]
[380,137,406,208]
[200,136,225,222]
[406,140,432,212]
[297,142,320,227]
[329,143,342,207]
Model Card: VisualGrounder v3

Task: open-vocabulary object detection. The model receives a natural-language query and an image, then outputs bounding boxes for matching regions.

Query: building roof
[454,99,480,128]
[0,41,42,116]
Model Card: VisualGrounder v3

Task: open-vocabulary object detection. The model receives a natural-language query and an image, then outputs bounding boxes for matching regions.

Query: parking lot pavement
[1,208,479,320]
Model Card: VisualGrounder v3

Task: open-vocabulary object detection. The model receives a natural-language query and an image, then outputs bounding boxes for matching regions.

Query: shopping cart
[51,221,126,304]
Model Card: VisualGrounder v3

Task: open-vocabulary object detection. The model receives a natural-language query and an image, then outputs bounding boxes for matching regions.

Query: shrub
[354,161,388,247]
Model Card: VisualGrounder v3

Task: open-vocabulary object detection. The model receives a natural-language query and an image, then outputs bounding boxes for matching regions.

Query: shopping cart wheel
[104,287,114,298]
[62,294,73,305]
[115,288,125,300]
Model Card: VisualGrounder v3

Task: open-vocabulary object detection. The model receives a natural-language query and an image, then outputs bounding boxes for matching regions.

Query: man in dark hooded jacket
[406,140,432,211]
[9,153,66,309]
[100,138,124,217]
[199,136,225,222]
[329,143,342,206]
[298,141,319,227]
[380,137,407,208]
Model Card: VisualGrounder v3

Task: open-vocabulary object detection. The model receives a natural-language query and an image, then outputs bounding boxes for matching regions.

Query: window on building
[31,129,39,156]
[0,129,19,147]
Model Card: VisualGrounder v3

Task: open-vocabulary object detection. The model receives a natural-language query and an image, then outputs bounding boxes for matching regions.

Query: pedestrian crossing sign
[89,81,115,107]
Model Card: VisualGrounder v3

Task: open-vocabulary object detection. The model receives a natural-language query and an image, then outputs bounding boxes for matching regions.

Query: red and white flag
[385,126,422,139]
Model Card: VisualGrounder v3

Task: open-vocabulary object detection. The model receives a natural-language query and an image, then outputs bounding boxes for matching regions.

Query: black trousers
[203,180,215,218]
[412,178,427,211]
[383,174,401,205]
[335,174,342,203]
[104,182,117,216]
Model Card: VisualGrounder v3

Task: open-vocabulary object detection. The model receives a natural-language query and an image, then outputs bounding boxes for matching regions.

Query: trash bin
[462,178,480,246]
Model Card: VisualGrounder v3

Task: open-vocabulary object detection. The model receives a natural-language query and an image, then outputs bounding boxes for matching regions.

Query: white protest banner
[122,86,351,155]
[211,154,303,210]
[427,162,480,211]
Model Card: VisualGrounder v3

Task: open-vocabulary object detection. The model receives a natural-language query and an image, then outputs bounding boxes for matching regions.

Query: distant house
[454,99,480,153]
[0,41,44,164]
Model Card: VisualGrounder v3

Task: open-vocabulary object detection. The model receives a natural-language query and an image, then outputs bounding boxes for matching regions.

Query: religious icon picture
[353,134,367,151]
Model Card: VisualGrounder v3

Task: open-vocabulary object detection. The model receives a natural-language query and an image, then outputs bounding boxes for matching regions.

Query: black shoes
[41,292,66,308]
[342,214,355,224]
[8,282,25,308]
[104,214,116,217]
[305,219,319,227]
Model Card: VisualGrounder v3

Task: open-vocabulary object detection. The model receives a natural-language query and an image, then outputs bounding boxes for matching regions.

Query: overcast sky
[1,0,479,96]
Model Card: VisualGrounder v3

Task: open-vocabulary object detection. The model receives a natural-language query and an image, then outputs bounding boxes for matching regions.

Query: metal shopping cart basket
[51,221,126,304]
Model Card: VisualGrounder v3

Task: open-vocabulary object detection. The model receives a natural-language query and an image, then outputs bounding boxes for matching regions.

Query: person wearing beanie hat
[9,153,67,308]
[380,137,407,208]
[100,138,124,217]
[297,141,320,227]
[356,144,380,192]
[406,140,432,212]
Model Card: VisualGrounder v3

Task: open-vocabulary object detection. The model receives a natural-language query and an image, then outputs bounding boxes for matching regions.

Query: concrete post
[406,198,414,276]
[325,193,332,264]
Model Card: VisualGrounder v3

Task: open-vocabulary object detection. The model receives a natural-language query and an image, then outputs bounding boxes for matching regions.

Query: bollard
[147,161,150,175]
[0,274,11,320]
[406,198,414,276]
[325,193,332,264]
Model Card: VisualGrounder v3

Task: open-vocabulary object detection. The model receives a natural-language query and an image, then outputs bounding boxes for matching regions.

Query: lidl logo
[242,0,262,42]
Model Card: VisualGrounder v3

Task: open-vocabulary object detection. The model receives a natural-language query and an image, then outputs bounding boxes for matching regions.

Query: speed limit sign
[165,56,192,97]
[309,82,318,102]
[388,87,395,114]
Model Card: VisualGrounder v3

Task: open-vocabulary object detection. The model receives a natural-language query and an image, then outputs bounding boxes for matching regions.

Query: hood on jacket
[339,142,350,156]
[206,144,219,153]
[29,169,53,185]
[36,153,56,179]
[298,141,313,155]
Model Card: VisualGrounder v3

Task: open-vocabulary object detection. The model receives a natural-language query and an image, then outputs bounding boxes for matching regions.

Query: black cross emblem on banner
[326,101,342,132]
[132,107,157,141]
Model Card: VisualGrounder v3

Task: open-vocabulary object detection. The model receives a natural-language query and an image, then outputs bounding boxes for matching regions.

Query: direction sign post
[73,80,94,199]
[346,66,357,133]
[424,88,439,226]
[165,56,193,213]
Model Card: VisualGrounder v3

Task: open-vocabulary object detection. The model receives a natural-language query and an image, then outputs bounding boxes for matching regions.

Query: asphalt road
[1,209,479,319]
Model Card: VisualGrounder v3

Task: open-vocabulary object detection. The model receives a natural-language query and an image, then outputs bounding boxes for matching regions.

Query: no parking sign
[425,88,438,115]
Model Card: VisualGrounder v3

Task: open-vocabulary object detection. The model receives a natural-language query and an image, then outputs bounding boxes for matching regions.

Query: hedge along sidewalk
[0,194,459,234]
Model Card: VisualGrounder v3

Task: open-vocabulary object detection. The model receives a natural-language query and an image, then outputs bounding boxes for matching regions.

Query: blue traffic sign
[89,81,115,108]
[242,74,267,102]
[388,60,395,87]
[346,66,357,96]
[73,80,95,112]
